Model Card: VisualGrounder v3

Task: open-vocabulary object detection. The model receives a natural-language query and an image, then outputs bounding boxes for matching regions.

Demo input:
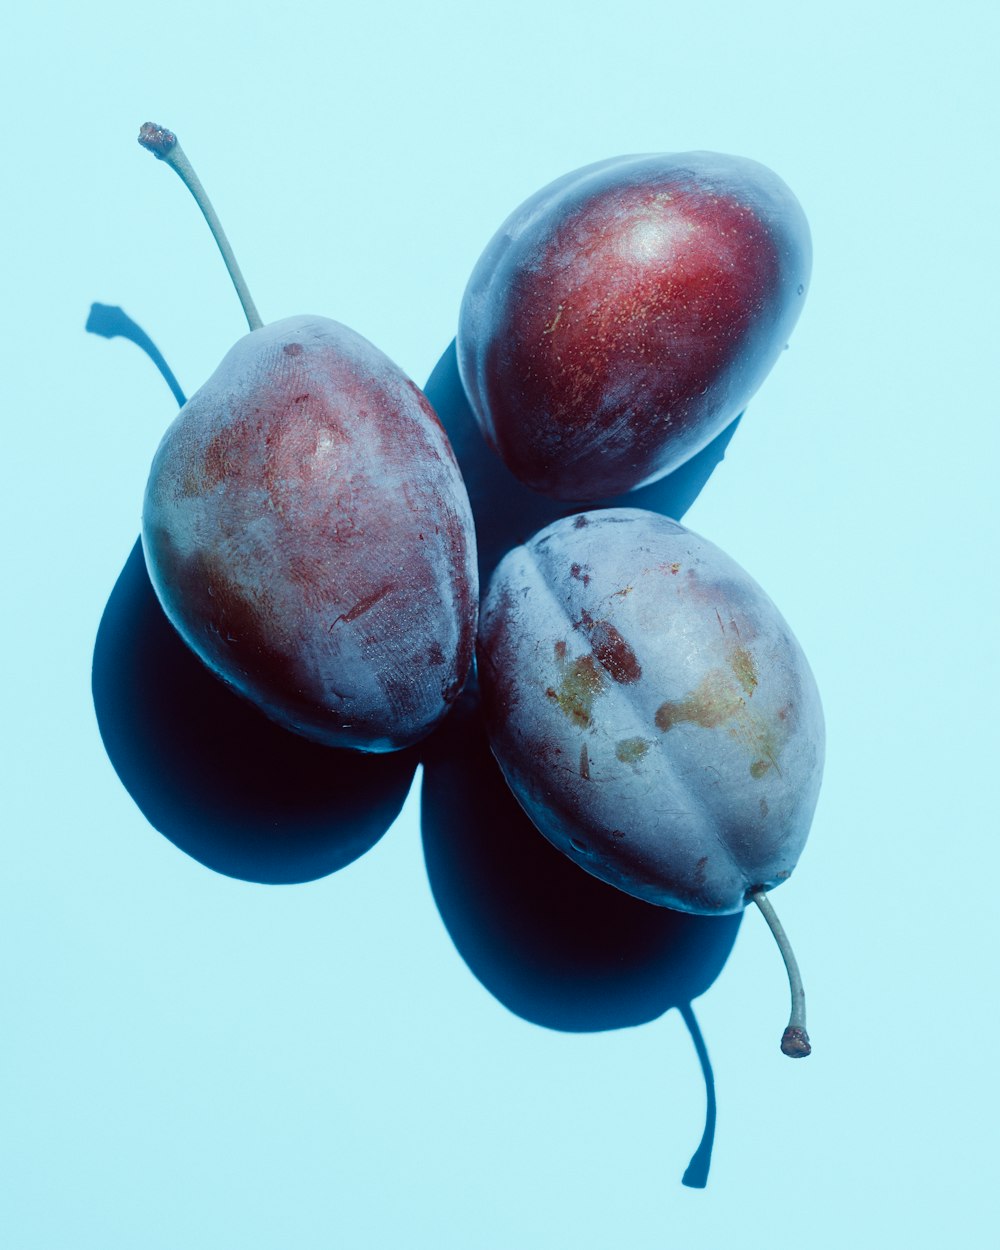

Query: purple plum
[458,152,810,499]
[137,124,477,751]
[477,508,824,915]
[144,316,478,751]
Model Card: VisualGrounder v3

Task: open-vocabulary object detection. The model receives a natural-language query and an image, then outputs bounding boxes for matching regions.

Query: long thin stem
[750,889,811,1058]
[138,123,263,333]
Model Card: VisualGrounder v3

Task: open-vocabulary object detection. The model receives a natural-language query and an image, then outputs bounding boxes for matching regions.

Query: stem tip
[780,1025,812,1059]
[138,123,177,159]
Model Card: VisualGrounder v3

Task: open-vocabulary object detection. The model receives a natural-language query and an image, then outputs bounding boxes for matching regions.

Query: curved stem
[750,889,811,1058]
[138,123,263,333]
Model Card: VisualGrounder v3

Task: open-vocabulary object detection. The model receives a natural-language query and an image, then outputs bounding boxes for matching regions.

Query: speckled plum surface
[458,152,811,499]
[143,315,478,751]
[477,509,823,913]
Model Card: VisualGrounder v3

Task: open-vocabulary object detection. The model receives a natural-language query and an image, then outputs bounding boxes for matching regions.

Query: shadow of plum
[424,340,742,585]
[92,539,419,883]
[88,304,418,884]
[420,688,741,1186]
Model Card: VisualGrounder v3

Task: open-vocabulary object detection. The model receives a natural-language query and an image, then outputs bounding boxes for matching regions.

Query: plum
[137,125,477,751]
[144,316,477,751]
[477,508,824,1053]
[458,152,810,499]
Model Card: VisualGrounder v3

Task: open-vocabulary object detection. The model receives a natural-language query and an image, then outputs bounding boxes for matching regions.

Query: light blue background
[3,2,997,1245]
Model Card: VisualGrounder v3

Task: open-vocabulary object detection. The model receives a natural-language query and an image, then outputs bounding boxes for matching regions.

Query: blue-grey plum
[458,152,810,500]
[477,508,824,914]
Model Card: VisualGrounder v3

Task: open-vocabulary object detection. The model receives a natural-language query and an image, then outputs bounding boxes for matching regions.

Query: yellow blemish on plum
[616,737,649,764]
[655,669,745,732]
[731,646,758,696]
[552,654,605,728]
[656,665,788,780]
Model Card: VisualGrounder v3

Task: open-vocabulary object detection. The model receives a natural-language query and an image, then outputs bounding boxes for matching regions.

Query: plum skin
[143,315,478,752]
[458,152,811,500]
[477,509,824,914]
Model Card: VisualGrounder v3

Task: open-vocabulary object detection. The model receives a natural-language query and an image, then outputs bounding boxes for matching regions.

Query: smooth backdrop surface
[3,3,997,1247]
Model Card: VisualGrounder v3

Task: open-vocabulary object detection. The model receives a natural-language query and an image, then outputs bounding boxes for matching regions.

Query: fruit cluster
[129,124,824,1058]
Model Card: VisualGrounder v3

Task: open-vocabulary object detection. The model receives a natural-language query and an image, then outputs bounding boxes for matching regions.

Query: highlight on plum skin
[476,507,824,1051]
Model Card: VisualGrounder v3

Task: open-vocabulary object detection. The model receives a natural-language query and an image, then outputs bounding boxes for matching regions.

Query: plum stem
[750,889,811,1058]
[138,123,263,333]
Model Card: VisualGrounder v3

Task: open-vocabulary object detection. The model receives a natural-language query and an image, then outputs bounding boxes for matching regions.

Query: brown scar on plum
[579,743,590,779]
[572,610,642,684]
[329,584,393,628]
[590,621,641,683]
